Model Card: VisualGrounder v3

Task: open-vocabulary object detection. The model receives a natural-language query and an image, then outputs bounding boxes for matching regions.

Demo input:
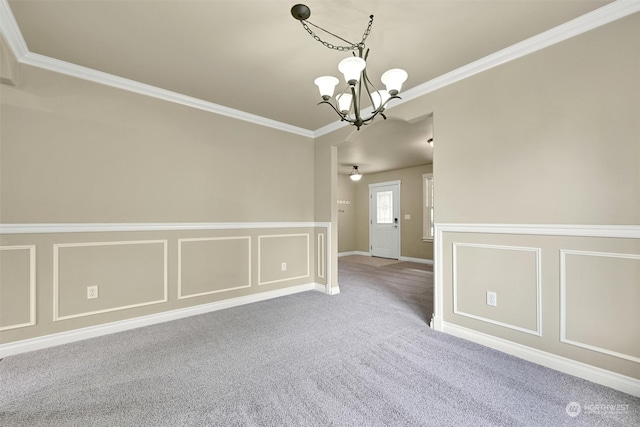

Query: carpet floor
[1,259,638,426]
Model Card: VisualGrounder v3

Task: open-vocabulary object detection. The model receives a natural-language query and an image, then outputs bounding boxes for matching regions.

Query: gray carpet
[1,259,638,426]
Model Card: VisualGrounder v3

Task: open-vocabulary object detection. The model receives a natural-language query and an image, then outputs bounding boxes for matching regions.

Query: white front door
[369,181,400,259]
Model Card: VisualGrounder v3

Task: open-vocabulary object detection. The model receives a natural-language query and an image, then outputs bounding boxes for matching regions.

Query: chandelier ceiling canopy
[291,4,408,130]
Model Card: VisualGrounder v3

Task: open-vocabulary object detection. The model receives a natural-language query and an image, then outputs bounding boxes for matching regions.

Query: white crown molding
[19,51,315,139]
[313,0,640,137]
[398,0,640,105]
[0,0,28,58]
[0,222,330,234]
[2,0,639,139]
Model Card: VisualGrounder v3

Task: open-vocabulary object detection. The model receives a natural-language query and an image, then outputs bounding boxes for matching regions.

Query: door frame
[369,180,401,259]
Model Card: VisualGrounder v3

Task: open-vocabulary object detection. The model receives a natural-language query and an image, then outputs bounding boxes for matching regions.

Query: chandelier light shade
[336,93,353,114]
[381,69,409,95]
[349,166,363,181]
[291,4,408,130]
[314,76,340,99]
[337,57,366,84]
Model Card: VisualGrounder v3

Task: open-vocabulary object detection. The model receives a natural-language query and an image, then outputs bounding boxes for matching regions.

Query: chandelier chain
[300,15,374,52]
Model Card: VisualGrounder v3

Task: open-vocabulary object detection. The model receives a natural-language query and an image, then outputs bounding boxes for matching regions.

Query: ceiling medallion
[291,4,408,130]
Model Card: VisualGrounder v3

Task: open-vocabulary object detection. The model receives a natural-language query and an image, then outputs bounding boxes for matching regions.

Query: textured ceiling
[3,0,614,173]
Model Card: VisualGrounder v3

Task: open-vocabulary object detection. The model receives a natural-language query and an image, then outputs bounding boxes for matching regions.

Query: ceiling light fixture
[349,166,363,181]
[291,4,408,130]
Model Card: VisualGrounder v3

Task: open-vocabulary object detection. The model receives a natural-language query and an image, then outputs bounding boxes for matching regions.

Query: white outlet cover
[486,291,497,307]
[281,262,287,271]
[87,285,98,299]
[404,214,411,220]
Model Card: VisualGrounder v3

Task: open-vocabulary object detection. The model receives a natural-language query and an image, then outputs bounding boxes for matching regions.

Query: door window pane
[377,191,393,224]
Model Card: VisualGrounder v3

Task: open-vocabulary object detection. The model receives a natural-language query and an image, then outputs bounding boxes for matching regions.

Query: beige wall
[315,13,640,379]
[340,164,433,260]
[337,174,356,253]
[1,65,314,224]
[0,59,325,344]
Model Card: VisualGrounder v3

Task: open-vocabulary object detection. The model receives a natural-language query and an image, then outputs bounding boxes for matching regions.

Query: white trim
[442,322,640,398]
[436,223,640,239]
[452,242,542,336]
[177,236,252,300]
[0,245,36,331]
[560,249,640,363]
[398,256,433,265]
[0,221,326,235]
[314,0,640,137]
[0,282,328,358]
[257,234,310,286]
[0,0,28,59]
[338,251,371,257]
[338,251,357,257]
[324,222,333,294]
[53,240,168,321]
[317,233,325,279]
[20,52,314,138]
[422,173,434,241]
[434,223,640,333]
[314,283,340,295]
[2,0,637,138]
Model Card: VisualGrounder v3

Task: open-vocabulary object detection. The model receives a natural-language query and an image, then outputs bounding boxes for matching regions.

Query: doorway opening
[334,113,435,322]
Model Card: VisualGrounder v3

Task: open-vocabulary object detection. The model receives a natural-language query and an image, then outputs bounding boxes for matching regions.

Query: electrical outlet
[281,262,287,271]
[486,291,497,307]
[87,285,99,299]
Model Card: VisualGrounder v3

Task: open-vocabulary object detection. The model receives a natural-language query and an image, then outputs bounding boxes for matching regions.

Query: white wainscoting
[178,236,252,299]
[257,233,310,286]
[434,223,640,397]
[0,283,329,359]
[452,242,542,336]
[53,240,168,321]
[317,233,325,279]
[433,223,640,330]
[0,222,333,357]
[0,245,36,331]
[560,249,640,364]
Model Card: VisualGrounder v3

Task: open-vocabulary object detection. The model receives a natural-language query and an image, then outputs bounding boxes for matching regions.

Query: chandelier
[291,4,408,130]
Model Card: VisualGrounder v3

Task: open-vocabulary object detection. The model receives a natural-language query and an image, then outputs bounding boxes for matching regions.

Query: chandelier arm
[358,95,402,125]
[378,94,402,111]
[361,69,379,112]
[351,84,363,128]
[317,100,355,124]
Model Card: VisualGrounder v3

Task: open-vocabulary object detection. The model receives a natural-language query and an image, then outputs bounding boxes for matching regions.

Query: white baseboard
[0,283,327,358]
[338,252,432,265]
[441,321,640,398]
[338,251,370,257]
[399,256,434,265]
